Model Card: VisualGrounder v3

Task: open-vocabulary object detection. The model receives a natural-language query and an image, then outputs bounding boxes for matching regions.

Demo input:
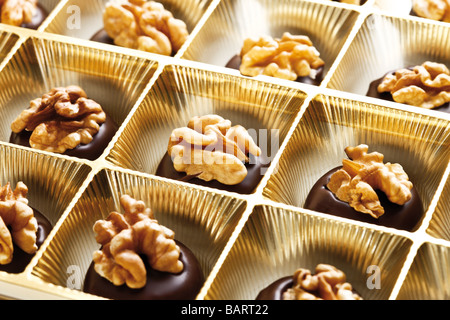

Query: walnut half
[0,0,37,26]
[239,32,325,81]
[103,0,189,55]
[413,0,450,22]
[11,86,106,154]
[0,182,37,265]
[327,145,413,218]
[92,195,183,289]
[283,264,363,300]
[168,115,262,185]
[377,61,450,109]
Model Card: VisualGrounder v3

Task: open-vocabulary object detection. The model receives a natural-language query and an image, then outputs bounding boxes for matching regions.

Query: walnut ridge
[0,182,37,265]
[283,264,362,300]
[167,115,262,185]
[239,32,325,81]
[103,0,189,55]
[92,195,183,289]
[10,86,106,154]
[327,145,413,218]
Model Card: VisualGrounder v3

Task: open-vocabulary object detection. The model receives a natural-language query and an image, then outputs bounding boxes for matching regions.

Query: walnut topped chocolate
[10,86,106,154]
[413,0,450,22]
[0,0,38,26]
[103,0,189,55]
[283,264,362,300]
[239,32,325,81]
[327,145,413,219]
[377,62,450,109]
[0,181,37,265]
[92,195,183,289]
[168,115,262,185]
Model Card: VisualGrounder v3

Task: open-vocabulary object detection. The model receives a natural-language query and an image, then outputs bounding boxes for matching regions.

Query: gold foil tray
[0,0,449,300]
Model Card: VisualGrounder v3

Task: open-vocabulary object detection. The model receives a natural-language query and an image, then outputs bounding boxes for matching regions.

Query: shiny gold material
[0,0,449,300]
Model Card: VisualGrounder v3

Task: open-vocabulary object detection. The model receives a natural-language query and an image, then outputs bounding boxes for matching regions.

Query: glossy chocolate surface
[0,209,52,274]
[9,113,119,161]
[83,241,204,300]
[255,276,293,300]
[304,166,424,231]
[156,152,270,194]
[225,54,324,86]
[256,275,362,300]
[90,29,115,46]
[366,70,450,114]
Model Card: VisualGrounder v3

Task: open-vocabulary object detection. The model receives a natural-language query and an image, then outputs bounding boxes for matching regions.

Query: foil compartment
[204,203,413,300]
[0,35,158,154]
[397,241,450,299]
[106,63,307,189]
[262,93,450,232]
[0,143,92,226]
[327,11,450,114]
[181,0,361,80]
[0,142,92,298]
[31,167,247,299]
[44,0,213,55]
[427,174,450,241]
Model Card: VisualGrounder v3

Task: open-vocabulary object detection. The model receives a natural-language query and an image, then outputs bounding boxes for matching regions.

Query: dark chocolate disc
[304,166,424,231]
[83,241,204,300]
[255,275,362,300]
[21,3,48,30]
[155,152,270,194]
[90,29,116,46]
[255,276,293,300]
[225,54,324,86]
[9,113,119,161]
[0,208,52,274]
[366,70,450,114]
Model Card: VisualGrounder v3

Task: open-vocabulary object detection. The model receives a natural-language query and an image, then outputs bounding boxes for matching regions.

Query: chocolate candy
[0,208,52,274]
[255,275,362,300]
[366,71,450,114]
[255,276,293,300]
[90,29,115,46]
[225,54,324,86]
[9,113,119,161]
[304,166,424,231]
[156,152,270,194]
[83,241,204,300]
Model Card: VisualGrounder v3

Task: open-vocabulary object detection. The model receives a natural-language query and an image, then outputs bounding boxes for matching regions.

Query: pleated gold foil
[327,12,450,114]
[397,242,450,300]
[0,30,19,64]
[44,0,213,56]
[428,176,450,241]
[182,0,361,78]
[205,204,413,300]
[0,143,92,299]
[31,168,247,299]
[0,0,449,300]
[0,35,158,149]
